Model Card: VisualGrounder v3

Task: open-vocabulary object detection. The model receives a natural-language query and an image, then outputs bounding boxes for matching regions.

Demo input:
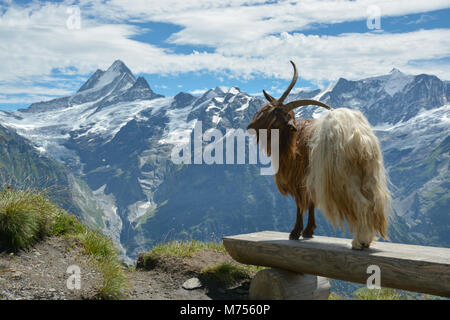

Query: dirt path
[1,238,251,300]
[126,250,250,300]
[0,237,101,300]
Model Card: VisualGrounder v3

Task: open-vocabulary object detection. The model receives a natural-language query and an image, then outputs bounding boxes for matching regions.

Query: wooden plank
[223,231,450,297]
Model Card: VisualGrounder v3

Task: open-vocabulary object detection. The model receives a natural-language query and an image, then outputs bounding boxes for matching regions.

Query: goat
[247,61,391,249]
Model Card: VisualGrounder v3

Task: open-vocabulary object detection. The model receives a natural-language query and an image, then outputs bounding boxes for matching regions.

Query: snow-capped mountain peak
[20,61,162,115]
[364,68,414,96]
[78,59,135,94]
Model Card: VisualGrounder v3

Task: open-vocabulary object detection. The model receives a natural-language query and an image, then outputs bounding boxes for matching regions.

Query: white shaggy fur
[306,108,391,249]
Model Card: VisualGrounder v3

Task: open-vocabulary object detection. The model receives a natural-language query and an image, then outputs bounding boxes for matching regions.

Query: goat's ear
[263,90,276,102]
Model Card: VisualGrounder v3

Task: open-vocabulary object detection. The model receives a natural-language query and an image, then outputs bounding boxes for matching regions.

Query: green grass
[354,287,405,300]
[0,188,63,249]
[151,239,226,257]
[330,287,417,300]
[200,262,253,287]
[137,240,266,288]
[352,287,444,300]
[51,212,85,236]
[137,239,226,269]
[0,187,128,300]
[74,229,129,300]
[328,293,342,300]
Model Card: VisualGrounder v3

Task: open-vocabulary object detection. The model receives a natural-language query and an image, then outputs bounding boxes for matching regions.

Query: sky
[0,0,449,110]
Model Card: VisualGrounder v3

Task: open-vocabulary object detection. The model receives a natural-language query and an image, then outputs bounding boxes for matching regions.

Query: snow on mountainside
[0,61,449,260]
[1,61,165,165]
[78,60,133,93]
[369,68,414,96]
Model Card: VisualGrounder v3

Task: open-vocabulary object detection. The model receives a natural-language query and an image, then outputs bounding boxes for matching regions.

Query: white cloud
[218,28,450,82]
[406,14,437,25]
[0,84,73,96]
[90,0,450,46]
[0,0,449,106]
[189,88,208,95]
[0,94,57,105]
[290,87,315,94]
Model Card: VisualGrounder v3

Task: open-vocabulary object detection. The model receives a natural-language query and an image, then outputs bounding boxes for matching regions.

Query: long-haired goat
[247,61,391,249]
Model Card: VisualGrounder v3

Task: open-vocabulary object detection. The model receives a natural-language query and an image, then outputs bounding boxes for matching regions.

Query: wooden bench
[222,231,450,299]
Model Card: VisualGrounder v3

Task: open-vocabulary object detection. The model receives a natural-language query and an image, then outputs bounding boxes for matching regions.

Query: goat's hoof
[302,229,314,238]
[351,242,370,250]
[289,232,301,240]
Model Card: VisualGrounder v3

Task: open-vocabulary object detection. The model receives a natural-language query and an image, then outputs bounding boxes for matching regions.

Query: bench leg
[249,268,330,300]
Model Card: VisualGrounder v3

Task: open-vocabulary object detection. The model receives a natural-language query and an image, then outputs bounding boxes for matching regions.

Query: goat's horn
[278,60,298,103]
[263,90,276,102]
[283,99,332,113]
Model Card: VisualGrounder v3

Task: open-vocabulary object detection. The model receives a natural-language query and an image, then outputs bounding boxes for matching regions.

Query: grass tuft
[0,187,128,300]
[354,287,404,300]
[137,239,225,270]
[0,189,62,249]
[150,240,225,257]
[51,213,85,236]
[200,262,252,287]
[95,257,128,300]
[76,229,117,260]
[71,229,129,300]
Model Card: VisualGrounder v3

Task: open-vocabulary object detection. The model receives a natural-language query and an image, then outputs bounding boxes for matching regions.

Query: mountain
[0,121,131,262]
[20,60,163,115]
[0,124,70,191]
[0,124,97,229]
[0,62,448,261]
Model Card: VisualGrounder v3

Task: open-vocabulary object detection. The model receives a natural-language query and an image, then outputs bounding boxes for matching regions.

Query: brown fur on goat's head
[247,103,297,155]
[247,61,332,155]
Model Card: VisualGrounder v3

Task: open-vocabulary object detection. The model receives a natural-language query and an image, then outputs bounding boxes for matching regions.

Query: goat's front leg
[302,204,317,238]
[289,206,303,240]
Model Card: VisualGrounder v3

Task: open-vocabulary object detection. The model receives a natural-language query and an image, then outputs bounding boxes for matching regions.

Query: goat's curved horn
[283,99,332,113]
[278,60,298,103]
[263,90,276,102]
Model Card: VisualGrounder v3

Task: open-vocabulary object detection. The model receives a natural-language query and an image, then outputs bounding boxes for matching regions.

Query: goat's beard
[249,126,296,158]
[260,135,273,156]
[247,128,272,156]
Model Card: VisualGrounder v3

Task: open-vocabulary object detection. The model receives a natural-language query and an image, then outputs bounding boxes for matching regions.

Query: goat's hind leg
[302,204,317,238]
[289,206,303,240]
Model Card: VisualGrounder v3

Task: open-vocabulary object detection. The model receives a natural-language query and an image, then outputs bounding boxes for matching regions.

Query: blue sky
[0,0,449,110]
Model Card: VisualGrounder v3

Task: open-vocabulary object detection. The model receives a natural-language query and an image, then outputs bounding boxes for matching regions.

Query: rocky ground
[0,237,101,300]
[127,249,250,300]
[0,237,250,300]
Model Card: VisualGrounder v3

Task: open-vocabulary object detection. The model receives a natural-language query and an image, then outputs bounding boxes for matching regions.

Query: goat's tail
[306,108,391,239]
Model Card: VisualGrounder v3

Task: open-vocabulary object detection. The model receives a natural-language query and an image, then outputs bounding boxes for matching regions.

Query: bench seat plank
[223,231,450,297]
